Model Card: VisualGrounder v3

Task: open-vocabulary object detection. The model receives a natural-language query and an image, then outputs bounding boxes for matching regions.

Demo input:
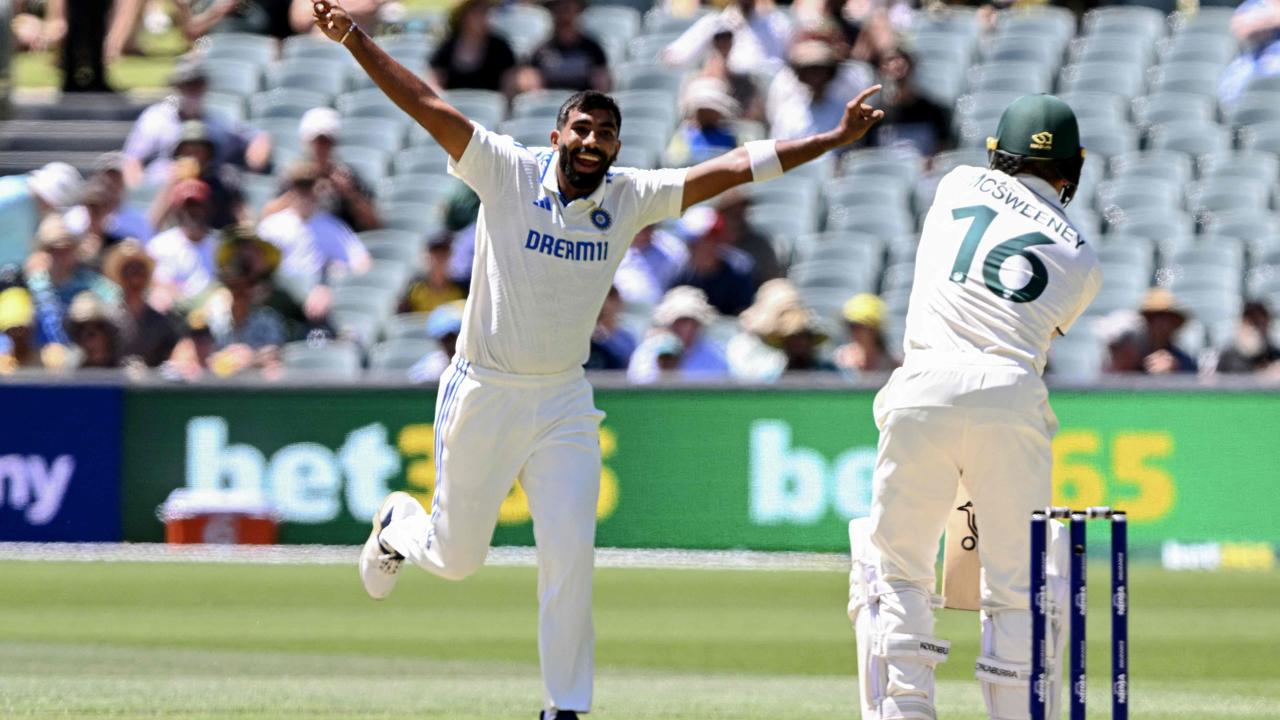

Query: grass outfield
[1,560,1278,719]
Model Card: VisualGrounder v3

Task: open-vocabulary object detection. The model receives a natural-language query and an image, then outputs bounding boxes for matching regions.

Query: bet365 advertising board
[116,386,1280,555]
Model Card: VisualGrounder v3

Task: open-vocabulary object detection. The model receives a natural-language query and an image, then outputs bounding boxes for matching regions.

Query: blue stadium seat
[203,59,263,97]
[248,88,329,121]
[281,340,363,379]
[1148,61,1223,96]
[377,174,458,209]
[266,63,346,98]
[199,33,278,68]
[369,338,435,373]
[337,117,406,154]
[442,89,507,129]
[1057,61,1146,98]
[383,312,433,340]
[1186,180,1270,216]
[393,144,451,175]
[1240,121,1280,155]
[1047,332,1105,383]
[967,62,1053,94]
[1109,150,1194,185]
[488,4,552,60]
[1148,121,1231,159]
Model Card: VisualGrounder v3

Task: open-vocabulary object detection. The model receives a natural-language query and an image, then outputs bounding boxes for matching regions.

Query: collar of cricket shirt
[1016,174,1066,211]
[541,150,610,214]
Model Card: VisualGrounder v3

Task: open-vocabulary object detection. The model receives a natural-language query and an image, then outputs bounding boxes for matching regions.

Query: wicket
[1030,507,1128,720]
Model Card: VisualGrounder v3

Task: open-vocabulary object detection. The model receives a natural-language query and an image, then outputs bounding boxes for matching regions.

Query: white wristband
[745,140,783,182]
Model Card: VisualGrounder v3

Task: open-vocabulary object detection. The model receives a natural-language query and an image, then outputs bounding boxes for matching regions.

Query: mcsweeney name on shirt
[967,171,1082,246]
[525,229,610,262]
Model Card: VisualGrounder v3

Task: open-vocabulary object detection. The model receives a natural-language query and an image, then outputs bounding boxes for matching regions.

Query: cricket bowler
[847,95,1102,720]
[310,2,884,717]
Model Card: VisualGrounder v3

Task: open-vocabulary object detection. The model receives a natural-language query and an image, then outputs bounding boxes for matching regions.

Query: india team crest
[590,208,612,230]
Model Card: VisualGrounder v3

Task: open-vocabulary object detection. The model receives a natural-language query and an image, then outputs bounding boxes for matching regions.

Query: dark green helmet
[987,94,1087,205]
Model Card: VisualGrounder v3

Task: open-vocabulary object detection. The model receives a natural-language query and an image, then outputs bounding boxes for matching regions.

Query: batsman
[847,95,1101,720]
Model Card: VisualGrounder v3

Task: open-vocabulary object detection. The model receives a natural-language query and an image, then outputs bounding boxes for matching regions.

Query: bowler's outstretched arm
[679,85,885,211]
[312,0,473,161]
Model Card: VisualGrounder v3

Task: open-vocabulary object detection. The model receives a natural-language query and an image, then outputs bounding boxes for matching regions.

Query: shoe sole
[359,493,411,600]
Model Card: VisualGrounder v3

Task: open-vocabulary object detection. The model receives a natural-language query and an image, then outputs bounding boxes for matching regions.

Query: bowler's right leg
[364,358,535,595]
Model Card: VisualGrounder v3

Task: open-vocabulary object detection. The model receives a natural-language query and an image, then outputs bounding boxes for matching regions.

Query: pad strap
[975,655,1031,686]
[877,633,951,666]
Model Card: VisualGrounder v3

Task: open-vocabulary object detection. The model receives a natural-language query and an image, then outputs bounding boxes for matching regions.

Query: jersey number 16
[949,204,1053,303]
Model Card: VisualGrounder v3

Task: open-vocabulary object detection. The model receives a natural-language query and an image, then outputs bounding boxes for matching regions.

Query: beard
[558,143,614,194]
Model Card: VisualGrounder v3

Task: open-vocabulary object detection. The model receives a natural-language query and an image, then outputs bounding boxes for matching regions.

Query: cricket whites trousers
[380,356,605,714]
[851,351,1060,719]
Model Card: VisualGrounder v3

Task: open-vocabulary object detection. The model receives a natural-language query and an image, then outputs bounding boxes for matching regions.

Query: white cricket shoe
[358,492,418,600]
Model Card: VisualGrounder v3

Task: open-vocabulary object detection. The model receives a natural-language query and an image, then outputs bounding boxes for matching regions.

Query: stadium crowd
[1,0,1279,382]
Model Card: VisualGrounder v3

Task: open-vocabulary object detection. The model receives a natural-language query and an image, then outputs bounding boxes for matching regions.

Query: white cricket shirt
[449,124,687,375]
[905,165,1102,375]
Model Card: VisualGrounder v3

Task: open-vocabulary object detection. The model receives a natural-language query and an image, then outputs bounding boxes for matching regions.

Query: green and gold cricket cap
[987,94,1084,161]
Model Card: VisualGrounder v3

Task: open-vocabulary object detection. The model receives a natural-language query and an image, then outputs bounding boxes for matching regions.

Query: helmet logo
[1030,132,1054,151]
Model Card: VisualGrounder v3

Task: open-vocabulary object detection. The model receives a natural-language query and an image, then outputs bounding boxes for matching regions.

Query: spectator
[627,286,728,383]
[429,0,518,94]
[1219,0,1280,107]
[0,287,42,372]
[586,285,637,370]
[261,108,381,232]
[102,239,181,367]
[11,0,67,52]
[24,215,120,346]
[665,78,742,167]
[613,223,688,306]
[409,300,464,383]
[695,21,765,122]
[64,154,154,254]
[647,331,686,379]
[518,0,610,93]
[1097,310,1146,374]
[669,206,757,316]
[216,224,323,341]
[661,0,793,76]
[1215,300,1280,374]
[122,59,271,187]
[834,292,897,375]
[165,308,218,380]
[199,253,288,376]
[1139,289,1197,374]
[0,162,84,266]
[864,46,952,156]
[146,178,220,311]
[65,291,122,369]
[766,39,873,146]
[727,278,797,382]
[399,231,466,315]
[717,189,782,284]
[177,0,295,39]
[773,304,835,374]
[150,120,245,231]
[257,161,371,320]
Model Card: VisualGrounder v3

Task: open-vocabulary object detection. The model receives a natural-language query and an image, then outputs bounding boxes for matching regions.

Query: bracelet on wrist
[339,22,360,46]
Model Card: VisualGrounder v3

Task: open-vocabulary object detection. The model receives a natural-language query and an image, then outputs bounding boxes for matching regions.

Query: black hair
[556,91,622,132]
[988,149,1084,206]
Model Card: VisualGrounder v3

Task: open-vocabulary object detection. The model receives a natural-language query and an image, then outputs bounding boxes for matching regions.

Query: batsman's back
[904,164,1102,375]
